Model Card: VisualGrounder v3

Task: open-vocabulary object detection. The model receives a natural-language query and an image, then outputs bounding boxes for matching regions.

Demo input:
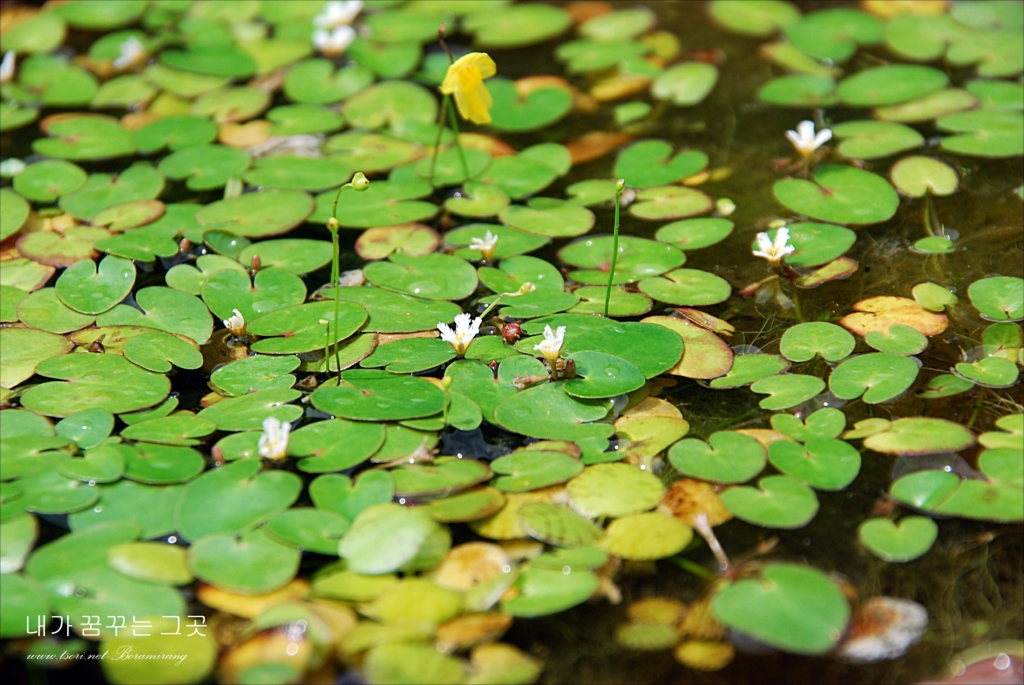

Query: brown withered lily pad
[841,295,949,338]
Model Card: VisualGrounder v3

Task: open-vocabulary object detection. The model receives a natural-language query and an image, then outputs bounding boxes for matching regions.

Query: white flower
[314,0,363,28]
[258,416,291,461]
[313,25,356,55]
[113,36,146,70]
[0,51,14,84]
[785,120,832,158]
[534,324,566,365]
[437,312,481,356]
[223,309,246,337]
[469,230,499,261]
[753,226,796,267]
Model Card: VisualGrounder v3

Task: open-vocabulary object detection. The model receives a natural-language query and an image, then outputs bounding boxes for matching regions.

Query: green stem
[445,95,471,183]
[923,194,937,237]
[604,182,625,317]
[428,95,449,188]
[667,556,716,580]
[478,292,507,321]
[789,282,806,323]
[329,183,355,382]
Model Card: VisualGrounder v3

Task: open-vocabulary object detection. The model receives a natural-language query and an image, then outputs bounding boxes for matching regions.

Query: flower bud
[326,217,340,230]
[351,172,370,191]
[615,178,626,192]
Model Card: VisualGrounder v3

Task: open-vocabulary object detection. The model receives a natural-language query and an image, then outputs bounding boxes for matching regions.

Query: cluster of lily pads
[0,1,1022,684]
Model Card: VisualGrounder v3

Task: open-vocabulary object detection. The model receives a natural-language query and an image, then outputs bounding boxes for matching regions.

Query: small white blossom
[437,312,482,356]
[753,226,796,267]
[338,268,365,287]
[0,51,14,84]
[313,25,356,55]
[113,36,146,70]
[314,0,363,28]
[0,158,25,178]
[785,120,832,158]
[258,416,290,461]
[223,309,246,337]
[469,230,499,261]
[534,324,566,365]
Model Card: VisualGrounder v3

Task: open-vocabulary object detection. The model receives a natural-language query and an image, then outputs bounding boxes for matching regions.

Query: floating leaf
[858,516,937,563]
[774,165,898,225]
[615,141,708,189]
[20,354,169,417]
[862,418,975,456]
[768,438,861,490]
[720,475,819,529]
[968,276,1024,321]
[890,157,959,197]
[669,431,767,484]
[651,63,719,106]
[365,252,478,301]
[841,295,949,337]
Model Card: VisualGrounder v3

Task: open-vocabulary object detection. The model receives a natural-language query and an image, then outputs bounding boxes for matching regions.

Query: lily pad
[768,438,861,490]
[326,286,459,333]
[628,186,714,221]
[501,567,599,618]
[195,189,313,239]
[831,121,924,159]
[651,63,719,107]
[668,431,768,484]
[862,418,975,456]
[340,503,442,575]
[603,512,694,560]
[567,463,665,518]
[837,65,948,106]
[615,141,708,189]
[365,252,478,301]
[564,351,647,399]
[644,316,734,380]
[559,236,686,285]
[202,267,306,323]
[938,110,1024,158]
[97,286,213,345]
[758,74,838,107]
[873,88,980,123]
[841,295,949,338]
[33,113,135,161]
[780,322,855,362]
[488,78,574,133]
[53,255,134,316]
[564,322,684,379]
[361,337,456,374]
[466,4,572,49]
[569,286,651,317]
[312,369,446,422]
[968,276,1024,321]
[655,218,734,251]
[0,328,74,389]
[500,198,595,239]
[720,475,819,529]
[785,8,883,63]
[751,374,826,410]
[20,354,170,417]
[829,353,919,404]
[188,528,299,595]
[708,0,801,37]
[890,157,959,197]
[774,165,898,225]
[494,382,612,442]
[638,268,731,306]
[158,145,251,191]
[491,450,583,493]
[918,373,976,399]
[858,516,938,563]
[248,300,367,354]
[196,389,303,432]
[712,563,849,654]
[312,179,437,229]
[955,357,1019,388]
[865,324,929,356]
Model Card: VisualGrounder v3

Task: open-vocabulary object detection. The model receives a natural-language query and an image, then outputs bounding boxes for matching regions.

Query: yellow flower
[441,52,496,125]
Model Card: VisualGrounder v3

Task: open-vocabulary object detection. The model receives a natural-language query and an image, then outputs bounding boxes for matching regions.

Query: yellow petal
[441,52,496,94]
[453,66,493,125]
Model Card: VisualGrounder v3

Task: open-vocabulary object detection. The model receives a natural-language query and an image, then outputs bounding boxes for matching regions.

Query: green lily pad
[17,227,110,268]
[669,431,767,484]
[97,286,213,345]
[202,267,306,323]
[603,511,694,560]
[967,79,1024,110]
[0,410,54,440]
[865,324,929,356]
[556,38,650,74]
[391,457,491,499]
[758,74,839,107]
[501,566,599,617]
[858,516,937,563]
[325,133,421,178]
[980,415,1024,450]
[91,200,165,232]
[918,373,976,399]
[107,540,190,585]
[196,389,303,432]
[361,337,456,374]
[0,102,38,132]
[638,268,731,307]
[365,252,478,301]
[310,470,395,522]
[326,286,459,333]
[234,239,332,276]
[768,438,861,490]
[969,276,1024,321]
[210,355,300,397]
[9,55,97,107]
[487,78,573,133]
[283,59,374,104]
[133,115,218,155]
[160,45,256,78]
[188,528,299,594]
[340,503,443,575]
[264,508,350,555]
[12,161,86,204]
[242,156,351,192]
[53,255,134,316]
[567,463,664,518]
[56,443,124,483]
[829,353,920,404]
[363,644,464,684]
[750,374,826,410]
[712,563,849,654]
[785,8,883,63]
[355,223,440,261]
[518,503,603,548]
[266,103,343,136]
[0,190,29,244]
[709,353,789,388]
[890,157,959,197]
[33,113,135,161]
[500,198,595,239]
[121,442,205,484]
[774,165,898,225]
[312,179,437,228]
[158,145,251,191]
[559,236,686,285]
[563,351,646,399]
[651,62,719,107]
[0,513,38,575]
[20,354,170,417]
[831,121,924,160]
[568,286,651,317]
[614,142,708,191]
[954,357,1019,388]
[629,185,715,221]
[248,300,367,354]
[492,450,583,493]
[312,369,446,422]
[780,322,855,362]
[863,417,975,456]
[346,37,422,80]
[55,408,114,449]
[837,65,948,107]
[176,459,300,541]
[289,419,386,473]
[65,481,180,539]
[708,0,800,37]
[643,316,733,380]
[58,164,164,222]
[195,189,313,239]
[466,3,572,48]
[938,109,1024,158]
[494,382,612,442]
[121,414,216,446]
[655,218,734,251]
[0,328,74,390]
[580,6,655,40]
[563,322,684,378]
[423,486,506,523]
[721,475,819,529]
[0,285,26,323]
[873,88,980,123]
[342,80,436,130]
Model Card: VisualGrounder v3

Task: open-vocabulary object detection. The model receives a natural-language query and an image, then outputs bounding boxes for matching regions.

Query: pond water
[0,1,1021,684]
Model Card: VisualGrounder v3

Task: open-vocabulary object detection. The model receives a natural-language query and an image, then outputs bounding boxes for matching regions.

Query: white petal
[796,120,816,142]
[814,128,833,147]
[755,232,774,253]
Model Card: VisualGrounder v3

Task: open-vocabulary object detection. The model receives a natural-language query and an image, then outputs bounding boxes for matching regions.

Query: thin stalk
[604,181,625,317]
[789,282,806,323]
[329,183,355,382]
[667,556,716,580]
[477,292,507,321]
[428,95,450,187]
[923,194,937,237]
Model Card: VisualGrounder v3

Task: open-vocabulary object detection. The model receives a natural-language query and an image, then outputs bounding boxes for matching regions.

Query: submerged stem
[604,180,625,317]
[923,193,937,237]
